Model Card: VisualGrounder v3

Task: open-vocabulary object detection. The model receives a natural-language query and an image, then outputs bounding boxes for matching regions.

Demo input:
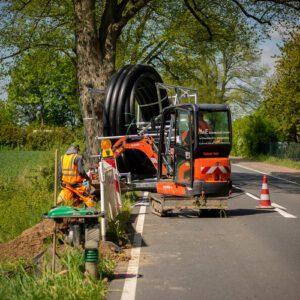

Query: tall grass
[0,247,113,300]
[0,151,54,242]
[106,192,136,245]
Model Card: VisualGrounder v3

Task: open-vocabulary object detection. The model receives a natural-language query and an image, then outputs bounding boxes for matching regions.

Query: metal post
[99,160,106,241]
[52,149,58,273]
[54,149,58,203]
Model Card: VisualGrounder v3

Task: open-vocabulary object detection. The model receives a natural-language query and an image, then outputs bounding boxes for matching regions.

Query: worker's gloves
[82,180,88,187]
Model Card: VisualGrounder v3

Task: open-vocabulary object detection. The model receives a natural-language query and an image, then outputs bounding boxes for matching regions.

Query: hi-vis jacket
[61,154,84,184]
[61,153,87,184]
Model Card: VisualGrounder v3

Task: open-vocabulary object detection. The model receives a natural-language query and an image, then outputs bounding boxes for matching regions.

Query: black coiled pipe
[103,64,169,178]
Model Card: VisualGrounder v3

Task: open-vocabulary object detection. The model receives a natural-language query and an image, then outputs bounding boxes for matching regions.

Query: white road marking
[121,205,146,300]
[271,203,288,210]
[274,208,297,219]
[135,202,149,206]
[233,163,300,186]
[233,185,297,219]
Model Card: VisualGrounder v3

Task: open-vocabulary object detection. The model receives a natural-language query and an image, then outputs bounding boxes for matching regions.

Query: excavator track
[150,193,166,217]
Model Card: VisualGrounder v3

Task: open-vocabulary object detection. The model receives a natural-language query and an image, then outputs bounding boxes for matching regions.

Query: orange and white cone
[256,175,274,209]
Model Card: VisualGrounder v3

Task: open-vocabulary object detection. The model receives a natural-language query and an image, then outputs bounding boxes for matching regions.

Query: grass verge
[0,151,54,242]
[252,155,300,170]
[0,247,113,300]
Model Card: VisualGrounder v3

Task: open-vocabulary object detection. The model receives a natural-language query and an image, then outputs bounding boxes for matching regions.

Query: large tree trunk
[73,0,117,163]
[73,0,151,163]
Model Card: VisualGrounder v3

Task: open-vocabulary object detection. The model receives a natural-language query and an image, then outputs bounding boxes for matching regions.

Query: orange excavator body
[113,136,167,176]
[105,103,232,215]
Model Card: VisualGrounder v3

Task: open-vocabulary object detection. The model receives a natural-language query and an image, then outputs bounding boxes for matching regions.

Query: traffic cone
[256,175,274,209]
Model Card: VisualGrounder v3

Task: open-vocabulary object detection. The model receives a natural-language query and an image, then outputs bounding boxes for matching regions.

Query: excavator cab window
[195,108,232,158]
[197,110,230,145]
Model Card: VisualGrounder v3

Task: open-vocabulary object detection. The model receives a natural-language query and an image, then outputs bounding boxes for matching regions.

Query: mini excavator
[100,101,232,216]
[97,65,232,216]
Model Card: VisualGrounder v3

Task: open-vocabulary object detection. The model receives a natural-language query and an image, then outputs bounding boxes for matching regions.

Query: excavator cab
[156,103,232,200]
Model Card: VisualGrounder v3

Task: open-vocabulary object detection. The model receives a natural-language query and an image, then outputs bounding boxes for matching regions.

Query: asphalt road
[108,163,300,300]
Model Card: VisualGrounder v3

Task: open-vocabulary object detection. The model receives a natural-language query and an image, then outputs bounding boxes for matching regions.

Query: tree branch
[253,0,300,11]
[98,1,118,55]
[0,42,75,65]
[116,0,152,32]
[184,0,213,40]
[0,47,30,63]
[150,55,180,80]
[231,0,272,25]
[117,0,130,14]
[141,40,167,64]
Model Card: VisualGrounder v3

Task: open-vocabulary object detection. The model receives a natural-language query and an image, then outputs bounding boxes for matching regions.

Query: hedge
[0,125,79,150]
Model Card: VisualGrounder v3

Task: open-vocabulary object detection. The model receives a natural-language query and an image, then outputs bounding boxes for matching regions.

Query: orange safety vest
[61,154,84,184]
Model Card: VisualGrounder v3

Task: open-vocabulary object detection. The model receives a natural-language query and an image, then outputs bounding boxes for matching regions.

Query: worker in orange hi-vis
[57,143,95,208]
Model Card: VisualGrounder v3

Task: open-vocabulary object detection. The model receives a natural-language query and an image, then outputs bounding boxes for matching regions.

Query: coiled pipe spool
[103,65,169,179]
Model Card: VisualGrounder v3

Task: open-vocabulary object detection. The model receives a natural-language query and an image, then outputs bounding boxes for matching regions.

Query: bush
[232,114,277,157]
[0,125,26,149]
[0,125,81,151]
[26,127,76,150]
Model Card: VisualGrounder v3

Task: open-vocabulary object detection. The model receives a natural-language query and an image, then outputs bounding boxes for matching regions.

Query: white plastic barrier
[98,158,122,240]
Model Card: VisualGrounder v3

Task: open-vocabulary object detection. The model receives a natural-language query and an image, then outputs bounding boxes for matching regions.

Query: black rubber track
[103,64,169,178]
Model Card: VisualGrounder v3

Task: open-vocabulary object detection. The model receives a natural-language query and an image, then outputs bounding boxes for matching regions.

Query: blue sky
[259,33,283,75]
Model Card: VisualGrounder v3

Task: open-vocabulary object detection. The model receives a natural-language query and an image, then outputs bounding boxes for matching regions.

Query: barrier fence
[268,142,300,161]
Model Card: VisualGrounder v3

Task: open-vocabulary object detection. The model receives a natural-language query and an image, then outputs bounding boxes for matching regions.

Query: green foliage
[1,0,299,133]
[7,49,80,128]
[0,125,26,149]
[0,247,109,300]
[106,192,136,246]
[0,101,15,126]
[259,29,300,142]
[0,125,81,151]
[26,127,76,151]
[0,0,74,74]
[232,114,277,157]
[118,0,267,108]
[0,151,55,242]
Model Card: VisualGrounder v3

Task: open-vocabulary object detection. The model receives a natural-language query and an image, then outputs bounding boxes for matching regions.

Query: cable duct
[103,64,169,178]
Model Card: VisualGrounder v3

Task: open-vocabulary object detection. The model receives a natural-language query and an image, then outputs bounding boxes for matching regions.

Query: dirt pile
[100,241,130,262]
[0,220,55,263]
[0,221,130,264]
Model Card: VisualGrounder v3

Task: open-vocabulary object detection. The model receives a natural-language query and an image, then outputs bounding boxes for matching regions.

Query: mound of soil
[0,220,55,263]
[0,220,130,263]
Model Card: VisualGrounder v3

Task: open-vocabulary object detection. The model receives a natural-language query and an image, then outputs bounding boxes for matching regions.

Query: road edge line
[121,205,146,300]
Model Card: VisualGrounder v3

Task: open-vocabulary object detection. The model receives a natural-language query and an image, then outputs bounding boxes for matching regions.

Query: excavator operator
[181,113,212,146]
[58,143,94,207]
[198,114,211,134]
